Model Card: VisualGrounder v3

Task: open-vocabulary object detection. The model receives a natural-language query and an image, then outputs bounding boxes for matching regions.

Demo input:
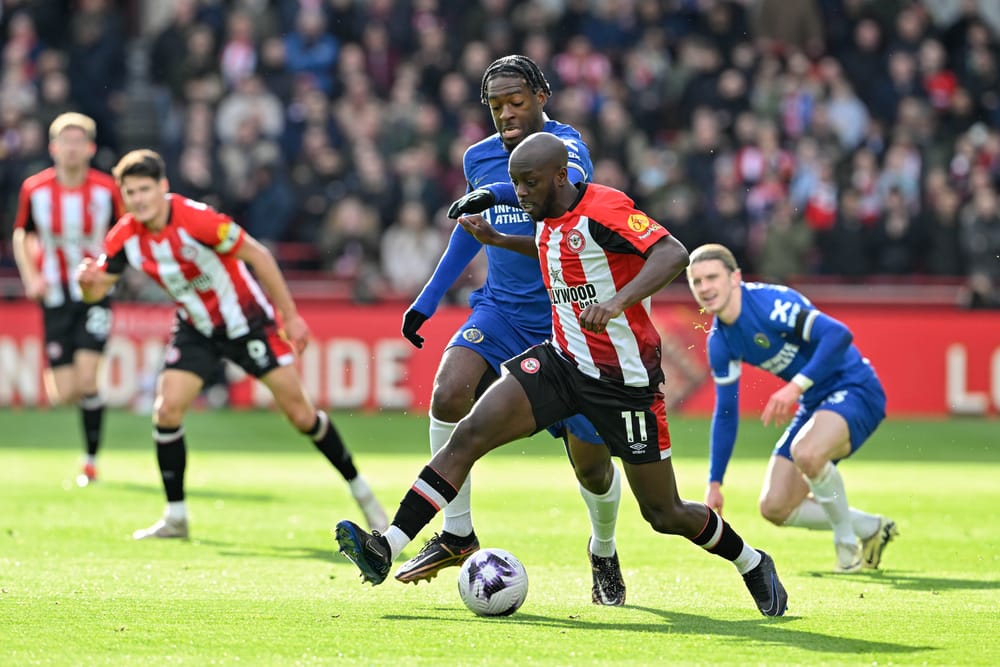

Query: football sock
[348,475,374,500]
[691,505,756,569]
[784,497,882,539]
[430,416,473,537]
[80,393,104,457]
[806,462,856,545]
[308,411,359,481]
[154,425,186,502]
[579,463,621,558]
[393,465,459,554]
[383,525,410,560]
[166,500,187,521]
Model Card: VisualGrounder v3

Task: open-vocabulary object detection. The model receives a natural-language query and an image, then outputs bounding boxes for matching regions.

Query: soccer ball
[457,548,528,617]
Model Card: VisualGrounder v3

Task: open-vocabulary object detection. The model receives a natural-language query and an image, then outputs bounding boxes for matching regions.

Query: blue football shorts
[773,378,887,461]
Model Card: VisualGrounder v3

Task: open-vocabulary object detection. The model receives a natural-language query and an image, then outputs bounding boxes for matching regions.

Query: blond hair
[49,112,97,141]
[688,243,740,274]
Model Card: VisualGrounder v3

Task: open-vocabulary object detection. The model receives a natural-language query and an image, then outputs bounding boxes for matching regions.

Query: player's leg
[72,349,105,485]
[428,345,493,538]
[623,457,787,616]
[789,410,863,571]
[259,363,387,532]
[336,368,540,585]
[564,421,625,605]
[133,368,203,539]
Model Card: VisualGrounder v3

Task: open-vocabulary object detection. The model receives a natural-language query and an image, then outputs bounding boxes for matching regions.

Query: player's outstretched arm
[457,214,537,258]
[76,257,119,303]
[236,235,309,354]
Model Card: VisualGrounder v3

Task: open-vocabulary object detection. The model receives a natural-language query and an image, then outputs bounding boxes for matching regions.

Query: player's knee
[430,382,475,423]
[759,496,790,526]
[574,460,612,495]
[790,445,827,479]
[285,405,317,433]
[153,401,185,428]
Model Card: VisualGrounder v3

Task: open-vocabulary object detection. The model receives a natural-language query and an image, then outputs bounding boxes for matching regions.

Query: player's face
[49,127,95,171]
[120,175,169,226]
[687,259,740,316]
[485,75,547,151]
[509,164,560,221]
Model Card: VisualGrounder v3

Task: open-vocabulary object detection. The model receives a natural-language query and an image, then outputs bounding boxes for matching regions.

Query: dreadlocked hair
[480,54,552,104]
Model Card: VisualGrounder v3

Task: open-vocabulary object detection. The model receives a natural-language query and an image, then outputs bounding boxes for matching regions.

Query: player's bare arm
[11,228,47,300]
[578,236,689,334]
[235,235,310,354]
[76,257,119,303]
[457,214,538,258]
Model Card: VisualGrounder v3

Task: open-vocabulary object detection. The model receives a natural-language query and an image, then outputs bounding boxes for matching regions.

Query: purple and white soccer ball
[457,548,528,616]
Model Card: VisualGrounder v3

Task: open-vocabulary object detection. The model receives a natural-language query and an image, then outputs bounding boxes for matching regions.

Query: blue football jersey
[461,119,593,334]
[706,282,878,406]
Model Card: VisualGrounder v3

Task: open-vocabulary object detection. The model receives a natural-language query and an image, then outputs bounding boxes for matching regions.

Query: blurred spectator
[283,6,339,95]
[380,200,444,297]
[318,195,384,302]
[756,198,815,282]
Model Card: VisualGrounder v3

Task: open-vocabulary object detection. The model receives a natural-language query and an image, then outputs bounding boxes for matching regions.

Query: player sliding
[686,244,898,572]
[335,132,789,617]
[76,149,387,540]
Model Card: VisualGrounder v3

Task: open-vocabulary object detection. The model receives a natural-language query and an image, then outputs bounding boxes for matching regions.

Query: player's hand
[447,188,496,219]
[578,300,623,334]
[761,382,803,427]
[457,215,503,246]
[401,308,429,349]
[284,314,310,356]
[705,482,724,515]
[76,258,102,292]
[23,274,47,301]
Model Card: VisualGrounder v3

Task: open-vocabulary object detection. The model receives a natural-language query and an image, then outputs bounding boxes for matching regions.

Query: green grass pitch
[1,408,998,666]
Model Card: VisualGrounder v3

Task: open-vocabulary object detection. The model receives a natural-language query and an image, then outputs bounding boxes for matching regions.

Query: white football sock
[579,463,621,558]
[806,462,855,545]
[784,497,882,539]
[733,543,762,575]
[384,525,410,560]
[429,416,473,537]
[348,474,373,499]
[166,501,186,521]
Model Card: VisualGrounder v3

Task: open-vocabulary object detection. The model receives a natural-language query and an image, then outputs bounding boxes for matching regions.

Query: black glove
[401,308,429,348]
[447,188,496,219]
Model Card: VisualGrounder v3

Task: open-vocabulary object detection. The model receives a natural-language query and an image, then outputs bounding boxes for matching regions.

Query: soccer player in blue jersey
[395,55,626,604]
[686,244,899,573]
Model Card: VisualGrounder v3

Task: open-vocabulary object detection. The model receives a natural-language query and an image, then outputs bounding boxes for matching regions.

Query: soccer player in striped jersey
[76,149,387,540]
[686,244,898,573]
[12,112,125,486]
[395,55,625,605]
[335,132,788,617]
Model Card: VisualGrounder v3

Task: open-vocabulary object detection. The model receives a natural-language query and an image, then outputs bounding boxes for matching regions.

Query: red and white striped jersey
[14,167,125,307]
[537,183,671,387]
[100,195,275,339]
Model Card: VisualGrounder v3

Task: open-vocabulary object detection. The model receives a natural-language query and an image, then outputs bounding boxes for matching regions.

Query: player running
[686,243,898,572]
[12,112,125,486]
[335,132,788,618]
[76,149,387,539]
[396,55,625,604]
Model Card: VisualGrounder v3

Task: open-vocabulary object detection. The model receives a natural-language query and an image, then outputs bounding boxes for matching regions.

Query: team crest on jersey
[164,345,181,364]
[754,333,770,349]
[46,342,62,360]
[520,358,540,374]
[565,229,585,254]
[462,328,484,343]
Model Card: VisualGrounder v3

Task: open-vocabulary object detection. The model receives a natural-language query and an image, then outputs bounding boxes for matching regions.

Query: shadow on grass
[101,481,278,503]
[806,569,1000,592]
[384,606,935,656]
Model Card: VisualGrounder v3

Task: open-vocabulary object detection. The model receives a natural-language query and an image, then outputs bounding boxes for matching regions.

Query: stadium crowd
[1,0,999,306]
